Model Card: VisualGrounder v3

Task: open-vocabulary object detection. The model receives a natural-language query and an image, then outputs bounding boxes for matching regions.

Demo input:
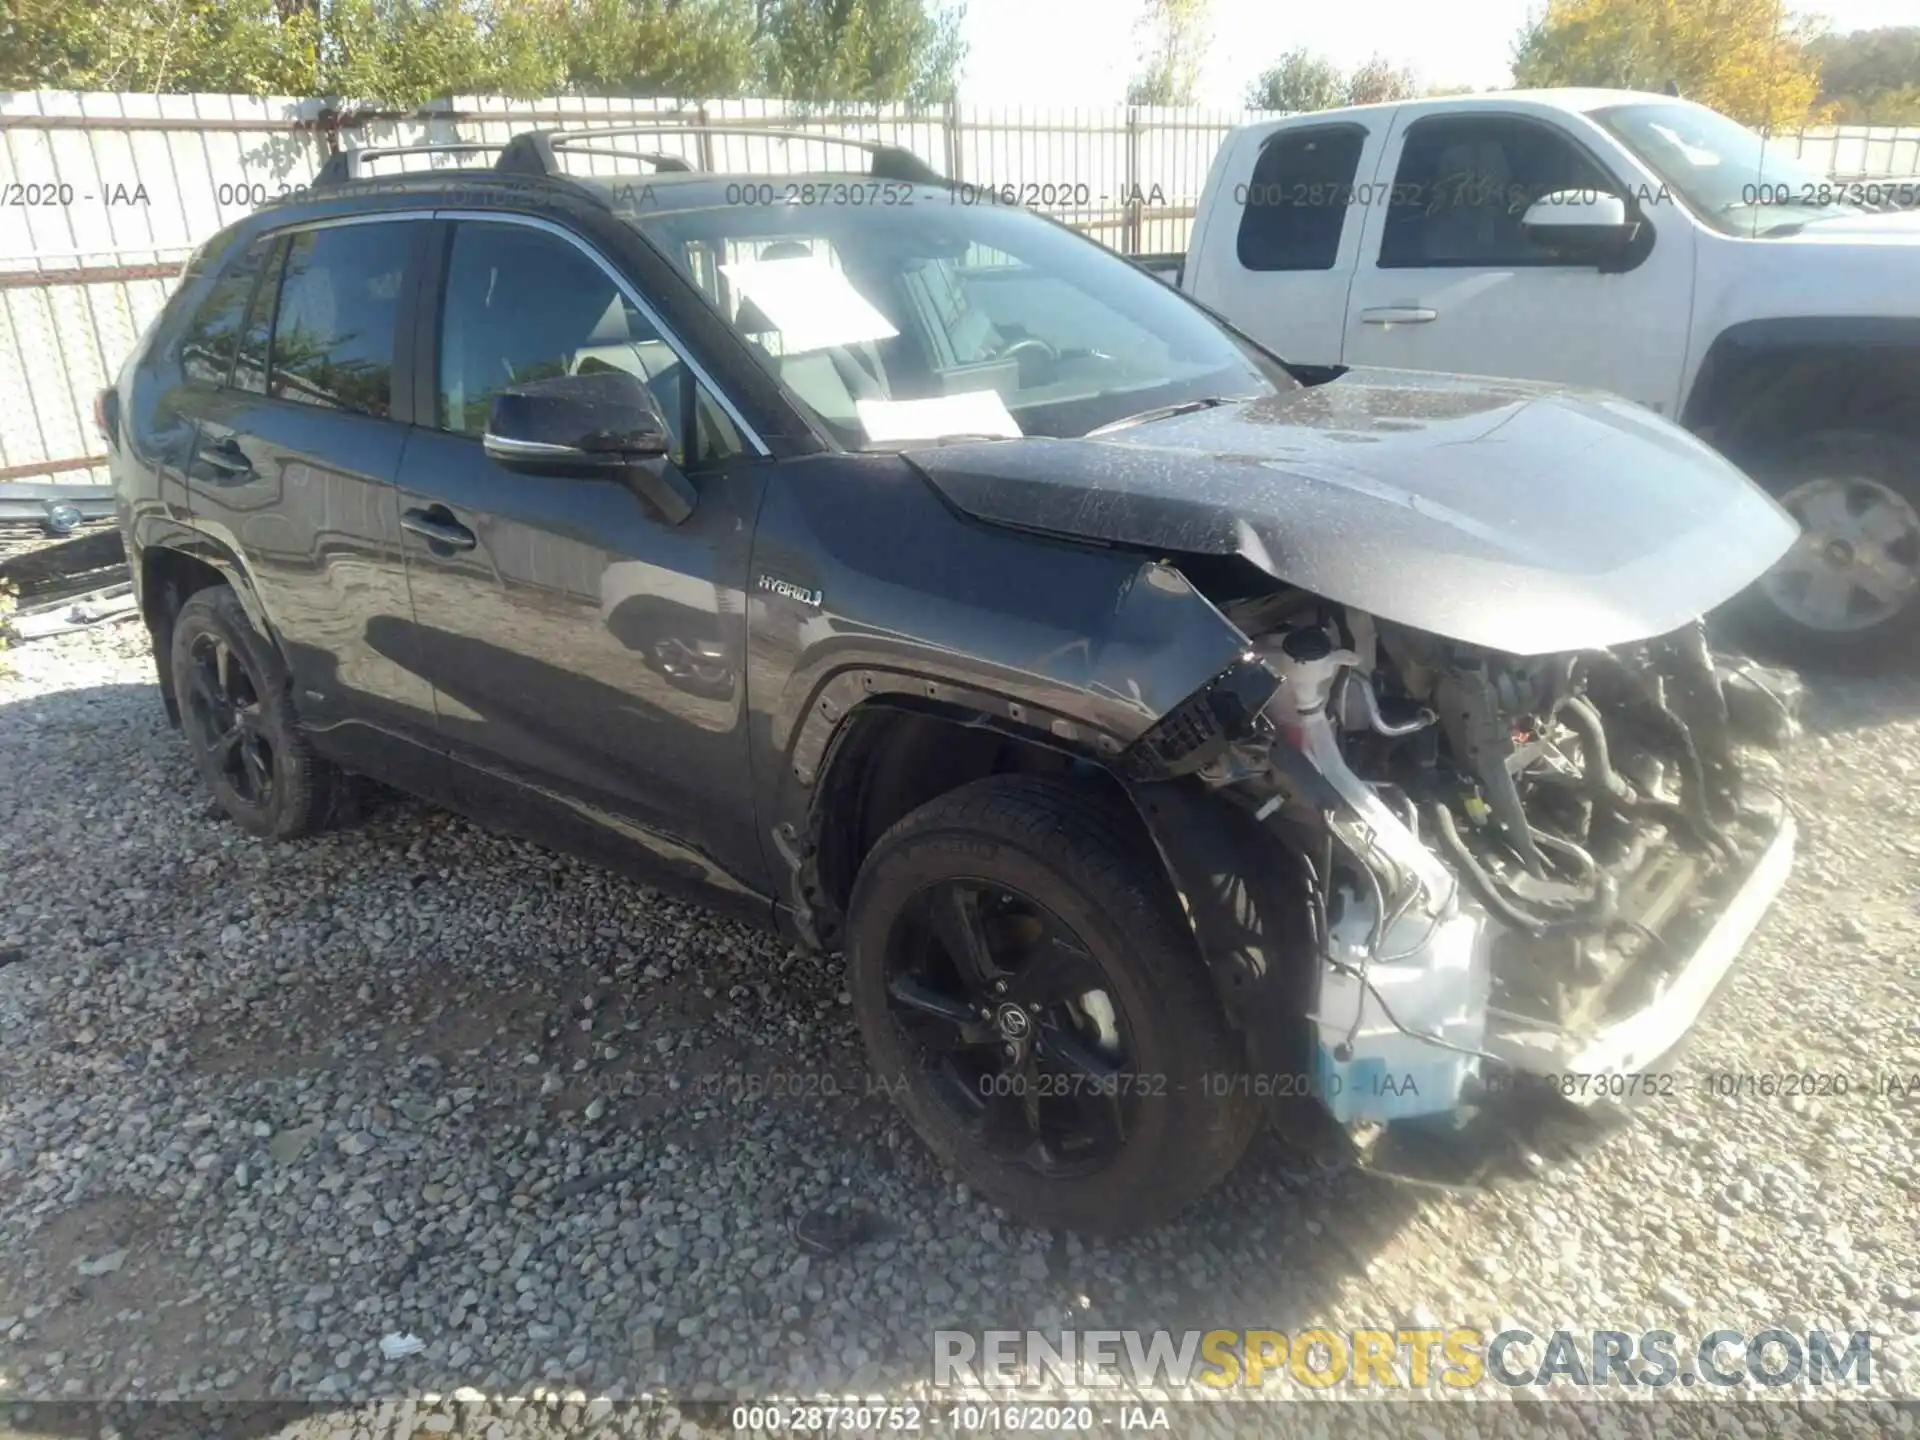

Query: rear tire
[1727,429,1920,670]
[845,775,1260,1234]
[169,587,339,840]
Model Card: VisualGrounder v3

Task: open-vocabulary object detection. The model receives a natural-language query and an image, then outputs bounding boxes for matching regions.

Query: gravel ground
[1,618,1917,1438]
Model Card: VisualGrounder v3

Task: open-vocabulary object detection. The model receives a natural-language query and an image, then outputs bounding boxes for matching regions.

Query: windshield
[1590,101,1863,238]
[620,185,1293,448]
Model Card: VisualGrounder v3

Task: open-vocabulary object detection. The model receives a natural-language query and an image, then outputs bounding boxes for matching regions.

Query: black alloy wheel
[181,629,276,808]
[884,880,1135,1177]
[168,586,339,839]
[846,775,1262,1233]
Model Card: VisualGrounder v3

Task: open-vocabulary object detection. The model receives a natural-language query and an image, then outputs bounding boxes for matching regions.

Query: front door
[1341,109,1696,414]
[394,216,771,911]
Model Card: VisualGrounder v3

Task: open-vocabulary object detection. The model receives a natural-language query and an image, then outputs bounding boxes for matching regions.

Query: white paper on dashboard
[855,390,1023,443]
[719,256,899,352]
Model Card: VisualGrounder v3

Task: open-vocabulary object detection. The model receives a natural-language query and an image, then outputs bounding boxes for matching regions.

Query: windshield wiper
[1084,395,1240,437]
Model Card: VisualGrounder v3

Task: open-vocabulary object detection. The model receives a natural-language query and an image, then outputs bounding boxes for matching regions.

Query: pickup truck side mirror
[484,370,696,525]
[1520,190,1641,265]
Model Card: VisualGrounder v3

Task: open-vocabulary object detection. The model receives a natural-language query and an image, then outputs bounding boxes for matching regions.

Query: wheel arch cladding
[1684,317,1920,459]
[139,546,235,726]
[794,697,1322,1086]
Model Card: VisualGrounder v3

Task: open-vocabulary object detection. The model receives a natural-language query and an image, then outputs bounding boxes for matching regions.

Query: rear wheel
[1734,430,1920,669]
[170,587,339,839]
[845,776,1260,1233]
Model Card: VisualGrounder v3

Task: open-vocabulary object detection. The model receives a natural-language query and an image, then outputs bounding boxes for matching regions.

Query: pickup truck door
[393,214,773,916]
[1184,118,1392,366]
[1340,107,1695,414]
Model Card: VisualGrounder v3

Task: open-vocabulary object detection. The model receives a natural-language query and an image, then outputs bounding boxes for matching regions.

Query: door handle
[1359,306,1439,325]
[401,507,477,552]
[197,437,253,475]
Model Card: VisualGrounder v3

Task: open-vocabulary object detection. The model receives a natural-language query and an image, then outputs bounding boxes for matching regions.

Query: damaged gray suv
[106,125,1800,1233]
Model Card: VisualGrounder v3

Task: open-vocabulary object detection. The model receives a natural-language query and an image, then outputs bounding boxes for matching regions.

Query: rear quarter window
[177,240,270,388]
[1235,126,1368,272]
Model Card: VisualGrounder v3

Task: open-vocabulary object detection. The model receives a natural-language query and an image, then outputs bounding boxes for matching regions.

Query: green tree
[564,0,757,97]
[1244,47,1344,111]
[1344,52,1416,104]
[1810,26,1920,123]
[0,0,319,93]
[1126,0,1210,105]
[756,0,967,105]
[0,0,966,104]
[1512,0,1827,128]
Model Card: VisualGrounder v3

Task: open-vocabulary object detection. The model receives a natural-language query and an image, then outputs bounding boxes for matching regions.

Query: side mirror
[484,370,695,525]
[1521,190,1639,262]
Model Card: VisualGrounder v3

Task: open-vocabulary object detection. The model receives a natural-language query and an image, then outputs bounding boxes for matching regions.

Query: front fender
[748,453,1255,903]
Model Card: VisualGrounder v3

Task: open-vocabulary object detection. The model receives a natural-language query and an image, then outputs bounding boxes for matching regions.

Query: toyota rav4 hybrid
[104,126,1802,1233]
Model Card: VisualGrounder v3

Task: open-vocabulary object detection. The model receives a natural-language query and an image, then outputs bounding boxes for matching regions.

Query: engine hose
[1557,696,1633,803]
[1583,654,1734,859]
[1429,802,1613,938]
[1528,829,1600,886]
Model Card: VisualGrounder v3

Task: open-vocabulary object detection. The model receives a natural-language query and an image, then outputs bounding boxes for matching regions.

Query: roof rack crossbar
[315,141,506,187]
[495,124,945,185]
[536,146,696,171]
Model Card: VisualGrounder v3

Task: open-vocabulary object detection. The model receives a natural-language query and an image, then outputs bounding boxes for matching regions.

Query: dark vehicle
[104,127,1801,1233]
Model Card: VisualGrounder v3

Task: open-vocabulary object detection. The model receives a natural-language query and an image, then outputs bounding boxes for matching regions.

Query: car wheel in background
[1731,429,1920,670]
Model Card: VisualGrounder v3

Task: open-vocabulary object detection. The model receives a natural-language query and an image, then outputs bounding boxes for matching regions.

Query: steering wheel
[998,336,1059,366]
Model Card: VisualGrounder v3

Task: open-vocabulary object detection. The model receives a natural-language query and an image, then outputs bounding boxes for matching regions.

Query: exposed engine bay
[1131,588,1801,1132]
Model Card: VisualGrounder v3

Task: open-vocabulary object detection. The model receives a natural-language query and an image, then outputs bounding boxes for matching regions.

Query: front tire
[1732,429,1920,669]
[845,776,1260,1234]
[170,587,339,840]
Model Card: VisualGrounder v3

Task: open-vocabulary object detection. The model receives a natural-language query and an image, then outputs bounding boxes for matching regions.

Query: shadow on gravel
[1796,669,1920,736]
[0,678,1453,1423]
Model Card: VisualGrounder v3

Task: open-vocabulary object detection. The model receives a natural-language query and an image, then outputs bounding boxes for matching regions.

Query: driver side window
[435,221,743,466]
[1380,116,1617,268]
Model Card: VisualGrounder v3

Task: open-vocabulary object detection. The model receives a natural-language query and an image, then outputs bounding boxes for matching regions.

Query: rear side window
[178,242,268,387]
[1235,127,1367,272]
[1379,116,1616,268]
[265,223,420,418]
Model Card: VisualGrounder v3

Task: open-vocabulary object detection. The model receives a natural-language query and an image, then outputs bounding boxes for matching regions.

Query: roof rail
[495,124,944,185]
[313,142,505,187]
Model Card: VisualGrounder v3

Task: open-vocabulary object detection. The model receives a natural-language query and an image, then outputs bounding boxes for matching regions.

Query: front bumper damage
[1126,615,1800,1184]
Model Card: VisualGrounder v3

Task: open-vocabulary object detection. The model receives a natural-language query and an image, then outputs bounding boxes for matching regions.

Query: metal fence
[4,89,1919,490]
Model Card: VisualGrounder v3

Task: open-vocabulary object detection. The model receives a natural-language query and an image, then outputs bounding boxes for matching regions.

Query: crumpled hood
[905,369,1798,655]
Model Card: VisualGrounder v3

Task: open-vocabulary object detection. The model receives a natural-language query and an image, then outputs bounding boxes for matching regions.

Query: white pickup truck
[1157,89,1920,663]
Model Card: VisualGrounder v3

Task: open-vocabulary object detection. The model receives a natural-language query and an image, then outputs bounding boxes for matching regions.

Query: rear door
[1341,107,1696,410]
[392,213,772,911]
[1184,119,1388,365]
[185,217,442,782]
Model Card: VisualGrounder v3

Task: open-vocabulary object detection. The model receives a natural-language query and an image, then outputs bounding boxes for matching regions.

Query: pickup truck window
[1380,116,1615,268]
[1590,100,1863,238]
[1235,126,1366,272]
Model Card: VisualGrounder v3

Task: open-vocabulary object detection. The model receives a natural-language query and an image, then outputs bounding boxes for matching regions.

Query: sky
[954,0,1920,108]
